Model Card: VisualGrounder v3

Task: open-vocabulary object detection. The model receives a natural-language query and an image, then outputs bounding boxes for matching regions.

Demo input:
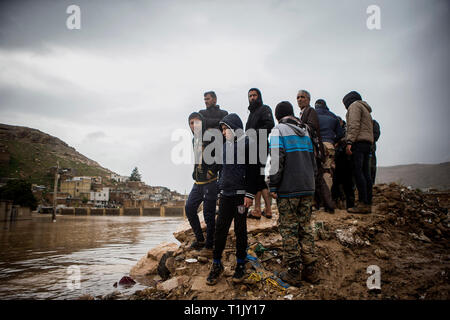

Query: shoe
[206,262,224,286]
[232,263,246,283]
[190,240,205,250]
[261,210,272,219]
[279,267,303,287]
[247,210,261,220]
[199,247,213,258]
[347,204,371,214]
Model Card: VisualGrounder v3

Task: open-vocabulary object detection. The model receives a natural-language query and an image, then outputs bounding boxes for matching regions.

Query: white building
[110,173,128,183]
[90,187,110,205]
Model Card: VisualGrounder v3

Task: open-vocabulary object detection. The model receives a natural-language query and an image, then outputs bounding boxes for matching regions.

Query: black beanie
[342,91,362,109]
[275,101,294,121]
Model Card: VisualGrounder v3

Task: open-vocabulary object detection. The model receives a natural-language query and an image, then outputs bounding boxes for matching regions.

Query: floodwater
[0,214,184,300]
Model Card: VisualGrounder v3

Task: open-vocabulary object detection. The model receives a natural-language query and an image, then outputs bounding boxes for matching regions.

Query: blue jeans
[185,182,218,248]
[352,142,373,205]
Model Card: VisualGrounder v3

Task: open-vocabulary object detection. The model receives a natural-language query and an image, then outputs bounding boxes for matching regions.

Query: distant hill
[376,162,450,190]
[0,123,116,186]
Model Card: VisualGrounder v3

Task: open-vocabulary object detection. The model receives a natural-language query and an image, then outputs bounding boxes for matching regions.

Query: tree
[0,179,38,210]
[129,167,142,182]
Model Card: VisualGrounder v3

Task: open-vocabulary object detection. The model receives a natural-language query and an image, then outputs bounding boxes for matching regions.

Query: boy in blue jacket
[206,113,259,285]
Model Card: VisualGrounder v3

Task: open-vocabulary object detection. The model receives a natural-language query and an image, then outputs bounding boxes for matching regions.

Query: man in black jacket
[199,91,228,131]
[370,119,381,184]
[245,88,275,219]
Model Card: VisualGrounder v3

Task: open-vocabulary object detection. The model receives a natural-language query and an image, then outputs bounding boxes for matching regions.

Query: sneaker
[190,240,205,250]
[347,204,371,214]
[206,262,224,286]
[232,263,246,283]
[279,267,303,287]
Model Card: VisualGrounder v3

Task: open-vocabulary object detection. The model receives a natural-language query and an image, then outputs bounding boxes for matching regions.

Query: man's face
[204,94,216,108]
[221,124,233,141]
[248,90,259,104]
[297,92,310,109]
[189,118,202,134]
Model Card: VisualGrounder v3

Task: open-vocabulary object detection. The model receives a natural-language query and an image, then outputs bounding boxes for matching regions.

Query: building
[111,173,128,183]
[60,177,92,198]
[90,187,110,206]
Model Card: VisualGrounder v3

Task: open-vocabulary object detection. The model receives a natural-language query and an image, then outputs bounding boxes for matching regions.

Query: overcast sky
[1,0,449,194]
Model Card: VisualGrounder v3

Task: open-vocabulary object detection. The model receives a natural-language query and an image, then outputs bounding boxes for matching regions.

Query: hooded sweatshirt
[218,113,258,199]
[268,116,317,197]
[345,100,374,145]
[245,88,275,166]
[188,112,221,184]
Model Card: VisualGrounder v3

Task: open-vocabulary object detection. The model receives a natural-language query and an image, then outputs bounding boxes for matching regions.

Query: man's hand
[244,197,253,208]
[270,192,277,199]
[346,144,352,156]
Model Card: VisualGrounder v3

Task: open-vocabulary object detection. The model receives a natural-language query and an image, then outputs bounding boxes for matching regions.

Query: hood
[359,101,372,113]
[248,88,263,112]
[280,116,307,137]
[220,113,243,131]
[315,99,329,111]
[342,91,362,109]
[188,112,204,134]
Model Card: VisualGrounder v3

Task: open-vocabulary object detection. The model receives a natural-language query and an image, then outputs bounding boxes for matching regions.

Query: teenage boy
[268,101,317,286]
[206,113,259,285]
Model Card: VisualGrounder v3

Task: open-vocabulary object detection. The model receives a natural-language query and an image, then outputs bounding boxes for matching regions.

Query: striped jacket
[268,117,317,198]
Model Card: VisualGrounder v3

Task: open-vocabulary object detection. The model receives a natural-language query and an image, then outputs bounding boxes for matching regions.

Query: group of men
[185,88,380,287]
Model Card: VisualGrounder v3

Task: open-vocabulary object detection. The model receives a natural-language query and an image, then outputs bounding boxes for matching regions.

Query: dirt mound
[127,183,449,300]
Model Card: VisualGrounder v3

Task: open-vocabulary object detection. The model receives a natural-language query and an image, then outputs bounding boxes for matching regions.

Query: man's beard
[249,99,261,108]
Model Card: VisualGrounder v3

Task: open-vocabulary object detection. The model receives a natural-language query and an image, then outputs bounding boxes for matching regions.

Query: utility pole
[52,160,60,222]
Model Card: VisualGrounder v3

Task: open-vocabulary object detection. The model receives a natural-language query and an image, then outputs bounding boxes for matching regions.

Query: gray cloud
[0,0,449,193]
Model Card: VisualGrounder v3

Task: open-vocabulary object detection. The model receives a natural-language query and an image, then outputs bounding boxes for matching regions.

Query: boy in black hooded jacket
[206,113,259,285]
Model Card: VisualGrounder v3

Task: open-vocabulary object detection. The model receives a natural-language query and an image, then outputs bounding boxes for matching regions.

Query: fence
[56,206,185,217]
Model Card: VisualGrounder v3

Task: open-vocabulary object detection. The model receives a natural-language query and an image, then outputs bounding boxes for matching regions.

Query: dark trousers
[332,151,355,209]
[369,151,377,185]
[213,195,248,262]
[185,182,217,248]
[352,142,373,205]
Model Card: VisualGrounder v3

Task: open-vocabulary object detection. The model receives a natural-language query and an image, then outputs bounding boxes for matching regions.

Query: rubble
[124,183,449,300]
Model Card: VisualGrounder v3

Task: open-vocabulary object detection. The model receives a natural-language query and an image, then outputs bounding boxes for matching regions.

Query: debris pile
[95,183,449,300]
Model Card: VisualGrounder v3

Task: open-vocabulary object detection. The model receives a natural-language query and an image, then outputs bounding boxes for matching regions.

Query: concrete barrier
[105,208,120,216]
[75,208,88,216]
[90,208,104,216]
[124,208,140,216]
[143,208,161,216]
[61,208,75,215]
[165,207,184,217]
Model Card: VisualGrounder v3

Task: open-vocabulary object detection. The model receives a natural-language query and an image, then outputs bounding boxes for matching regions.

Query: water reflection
[0,215,184,299]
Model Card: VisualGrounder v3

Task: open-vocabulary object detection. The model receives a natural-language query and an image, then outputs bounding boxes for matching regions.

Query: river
[0,214,184,300]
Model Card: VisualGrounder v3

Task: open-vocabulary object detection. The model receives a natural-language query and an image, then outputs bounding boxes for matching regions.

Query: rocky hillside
[0,123,115,186]
[376,162,450,191]
[121,183,449,301]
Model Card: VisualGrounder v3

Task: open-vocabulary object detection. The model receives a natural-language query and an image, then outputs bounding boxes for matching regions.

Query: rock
[190,276,229,293]
[130,242,179,277]
[78,294,95,300]
[335,227,364,247]
[103,291,122,300]
[118,276,136,287]
[185,258,198,263]
[284,294,294,300]
[409,232,432,243]
[374,249,389,260]
[156,276,188,292]
[198,256,209,264]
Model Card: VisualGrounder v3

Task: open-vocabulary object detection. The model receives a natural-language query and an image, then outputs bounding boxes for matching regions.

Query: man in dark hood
[245,88,275,219]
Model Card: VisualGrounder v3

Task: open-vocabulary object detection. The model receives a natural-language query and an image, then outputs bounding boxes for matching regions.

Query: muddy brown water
[0,214,183,300]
